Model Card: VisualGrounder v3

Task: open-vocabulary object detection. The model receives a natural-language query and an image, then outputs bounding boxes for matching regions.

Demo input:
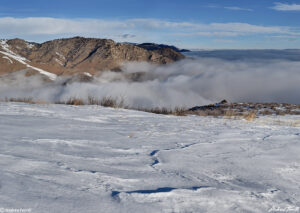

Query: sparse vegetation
[243,111,257,122]
[224,110,237,118]
[65,98,85,106]
[99,97,119,108]
[4,97,35,104]
[1,97,300,118]
[187,101,300,120]
[142,107,173,115]
[174,107,187,116]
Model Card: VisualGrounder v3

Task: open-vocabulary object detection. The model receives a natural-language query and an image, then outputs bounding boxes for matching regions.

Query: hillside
[137,43,191,52]
[0,102,299,212]
[0,37,185,79]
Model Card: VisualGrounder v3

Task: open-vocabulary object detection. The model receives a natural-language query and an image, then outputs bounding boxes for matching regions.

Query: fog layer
[1,57,300,108]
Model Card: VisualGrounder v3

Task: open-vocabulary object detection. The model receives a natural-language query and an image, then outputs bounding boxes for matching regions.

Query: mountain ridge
[0,37,185,79]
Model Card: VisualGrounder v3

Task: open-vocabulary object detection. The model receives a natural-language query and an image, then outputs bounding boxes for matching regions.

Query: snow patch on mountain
[55,58,64,66]
[84,72,92,77]
[26,43,34,49]
[0,40,57,80]
[2,56,13,64]
[55,51,65,60]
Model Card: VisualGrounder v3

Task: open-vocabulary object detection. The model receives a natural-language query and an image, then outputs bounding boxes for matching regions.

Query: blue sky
[1,0,300,49]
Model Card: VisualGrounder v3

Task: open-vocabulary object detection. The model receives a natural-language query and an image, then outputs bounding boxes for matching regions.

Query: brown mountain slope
[0,37,185,77]
[0,52,27,75]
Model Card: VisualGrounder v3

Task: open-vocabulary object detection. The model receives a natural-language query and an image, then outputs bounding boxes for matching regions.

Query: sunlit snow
[0,102,299,212]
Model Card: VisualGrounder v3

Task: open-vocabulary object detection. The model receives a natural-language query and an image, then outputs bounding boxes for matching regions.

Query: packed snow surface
[0,102,300,213]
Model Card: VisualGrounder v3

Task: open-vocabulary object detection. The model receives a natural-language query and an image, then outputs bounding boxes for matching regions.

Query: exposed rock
[188,101,300,116]
[189,99,229,111]
[219,99,228,104]
[62,73,94,86]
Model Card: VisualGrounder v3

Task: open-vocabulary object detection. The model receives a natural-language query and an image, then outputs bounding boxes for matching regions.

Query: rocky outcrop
[0,37,185,77]
[187,101,300,116]
[137,43,190,53]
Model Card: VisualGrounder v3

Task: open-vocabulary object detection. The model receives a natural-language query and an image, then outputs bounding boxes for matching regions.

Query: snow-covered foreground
[0,102,300,213]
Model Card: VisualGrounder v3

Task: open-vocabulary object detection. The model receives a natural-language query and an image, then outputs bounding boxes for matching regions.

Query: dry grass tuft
[243,111,257,122]
[99,97,118,108]
[143,107,173,115]
[34,100,48,105]
[65,98,85,106]
[87,96,101,105]
[224,110,236,118]
[88,96,125,108]
[5,98,35,104]
[2,97,300,118]
[173,107,187,116]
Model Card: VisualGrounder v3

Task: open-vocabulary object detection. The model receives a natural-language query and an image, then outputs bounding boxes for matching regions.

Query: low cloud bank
[1,57,300,108]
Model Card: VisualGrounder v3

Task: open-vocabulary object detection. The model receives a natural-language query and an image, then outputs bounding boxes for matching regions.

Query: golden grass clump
[65,98,85,106]
[243,111,257,122]
[224,110,236,118]
[5,98,35,104]
[173,107,187,116]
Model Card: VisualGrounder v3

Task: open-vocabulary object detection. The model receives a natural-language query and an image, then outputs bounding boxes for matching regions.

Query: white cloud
[0,17,299,47]
[267,35,299,41]
[209,22,293,34]
[224,6,253,11]
[175,22,299,37]
[204,5,253,11]
[213,39,235,43]
[175,32,243,37]
[272,2,300,11]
